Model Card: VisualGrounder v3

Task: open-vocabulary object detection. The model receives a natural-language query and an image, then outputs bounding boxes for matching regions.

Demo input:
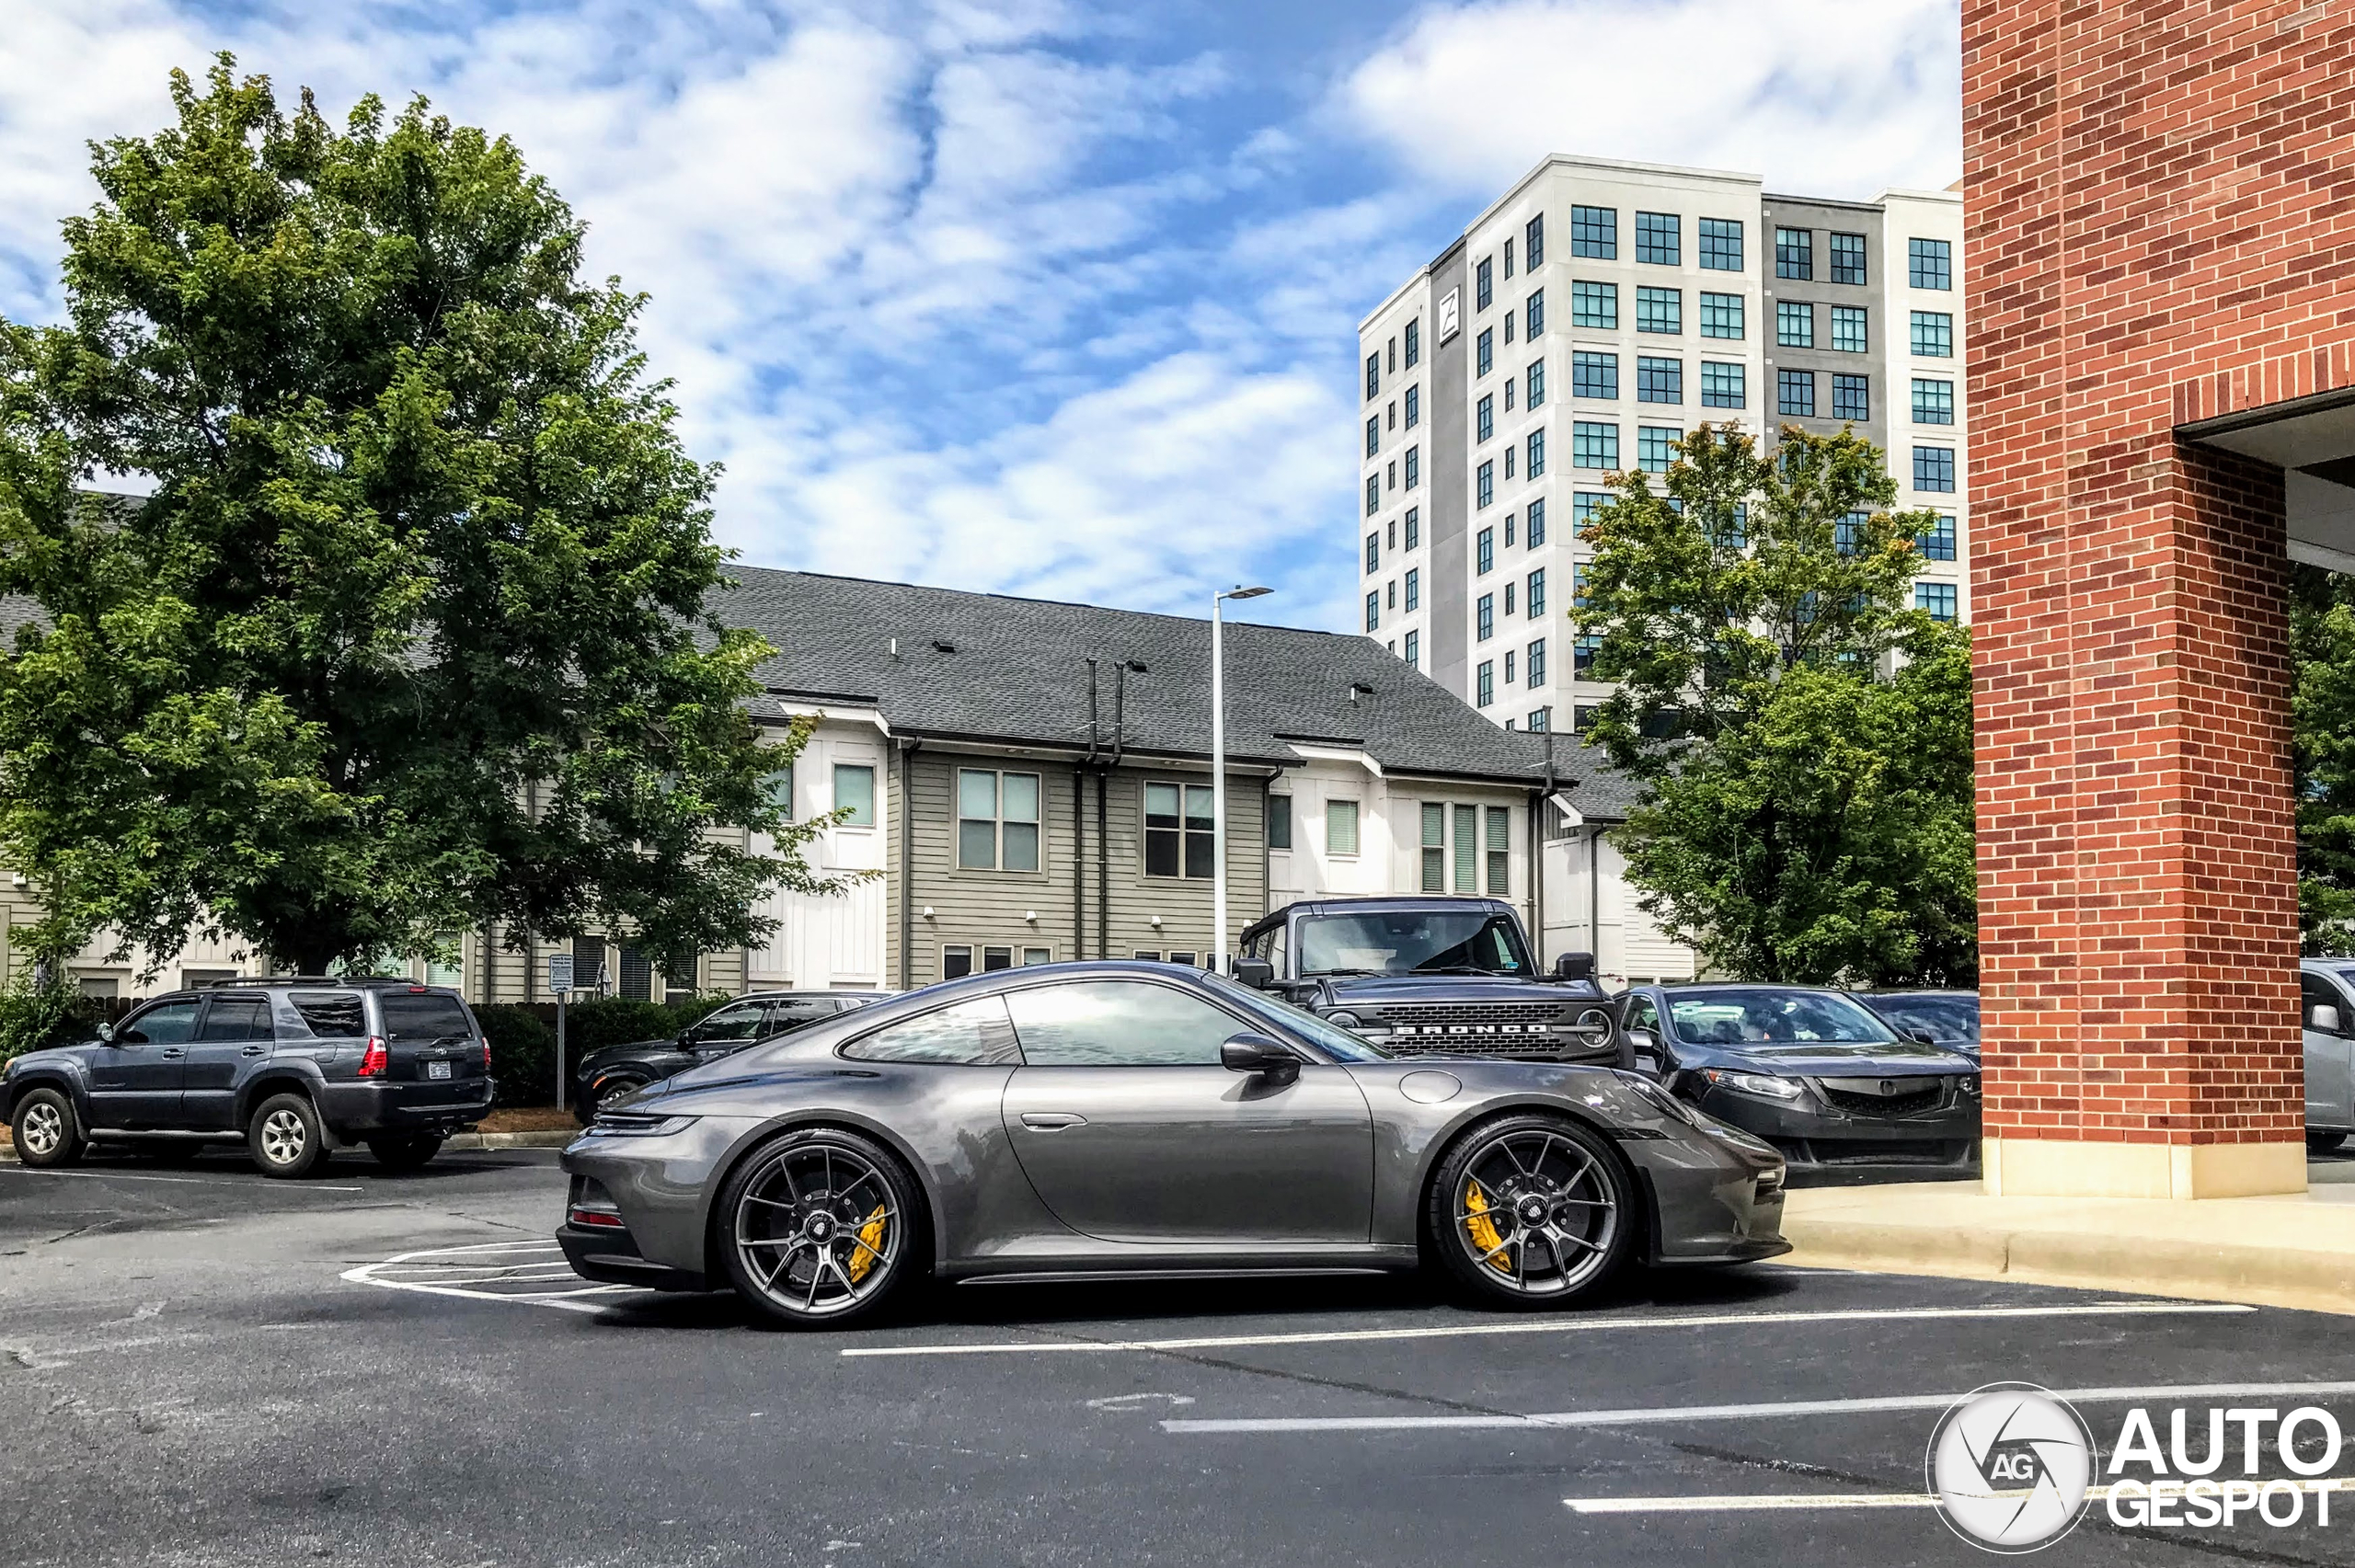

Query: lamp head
[1220,584,1273,601]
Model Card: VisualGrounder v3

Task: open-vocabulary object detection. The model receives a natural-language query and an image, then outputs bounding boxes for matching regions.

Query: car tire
[717,1126,925,1330]
[1425,1112,1635,1310]
[580,1073,649,1123]
[2310,1132,2347,1156]
[367,1134,443,1171]
[248,1093,327,1178]
[9,1087,85,1168]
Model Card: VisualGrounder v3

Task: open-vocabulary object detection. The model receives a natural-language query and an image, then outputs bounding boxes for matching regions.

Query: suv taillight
[478,1037,491,1070]
[359,1036,388,1078]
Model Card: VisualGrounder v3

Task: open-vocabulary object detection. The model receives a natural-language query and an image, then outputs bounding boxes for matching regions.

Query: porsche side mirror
[1553,951,1596,982]
[1232,957,1276,990]
[1221,1032,1299,1083]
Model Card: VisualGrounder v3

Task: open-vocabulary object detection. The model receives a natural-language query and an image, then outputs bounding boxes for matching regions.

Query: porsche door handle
[1019,1112,1087,1130]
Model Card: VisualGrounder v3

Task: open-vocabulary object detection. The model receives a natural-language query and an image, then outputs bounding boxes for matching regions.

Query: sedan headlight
[1703,1069,1805,1101]
[582,1112,699,1138]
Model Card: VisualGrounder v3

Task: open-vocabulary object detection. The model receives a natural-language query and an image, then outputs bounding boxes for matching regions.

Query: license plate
[426,1059,452,1081]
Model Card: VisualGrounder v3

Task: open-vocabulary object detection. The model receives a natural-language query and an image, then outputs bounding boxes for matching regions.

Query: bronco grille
[1386,1036,1582,1060]
[1818,1082,1947,1118]
[1381,1001,1565,1032]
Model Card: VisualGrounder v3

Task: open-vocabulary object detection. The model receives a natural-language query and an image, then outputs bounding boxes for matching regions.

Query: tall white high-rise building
[1355,155,1968,730]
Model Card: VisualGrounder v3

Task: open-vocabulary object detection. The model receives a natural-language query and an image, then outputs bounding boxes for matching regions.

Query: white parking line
[0,1166,364,1192]
[1164,1380,2355,1435]
[1568,1479,2354,1515]
[342,1239,654,1315]
[842,1299,2252,1358]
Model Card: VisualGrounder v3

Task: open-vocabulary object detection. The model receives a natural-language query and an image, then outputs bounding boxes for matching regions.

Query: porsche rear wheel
[1427,1114,1632,1309]
[718,1127,921,1329]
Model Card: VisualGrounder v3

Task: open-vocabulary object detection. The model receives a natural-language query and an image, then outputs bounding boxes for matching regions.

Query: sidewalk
[1782,1162,2355,1316]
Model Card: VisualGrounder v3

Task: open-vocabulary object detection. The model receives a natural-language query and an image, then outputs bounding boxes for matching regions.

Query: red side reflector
[568,1208,626,1229]
[359,1036,388,1078]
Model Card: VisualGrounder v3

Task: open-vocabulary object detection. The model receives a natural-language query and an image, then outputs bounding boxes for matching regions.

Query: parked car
[571,990,893,1119]
[1856,990,1981,1058]
[557,960,1788,1326]
[1614,982,1980,1181]
[2298,959,2355,1153]
[2,979,492,1176]
[1233,896,1615,1062]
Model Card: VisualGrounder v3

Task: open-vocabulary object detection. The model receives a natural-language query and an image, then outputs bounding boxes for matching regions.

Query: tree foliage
[0,59,834,976]
[2292,564,2355,951]
[1576,424,1976,985]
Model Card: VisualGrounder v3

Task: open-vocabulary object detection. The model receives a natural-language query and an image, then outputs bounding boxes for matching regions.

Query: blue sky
[1,0,1961,632]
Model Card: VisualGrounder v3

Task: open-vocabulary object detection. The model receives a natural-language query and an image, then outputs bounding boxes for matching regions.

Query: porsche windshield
[1297,910,1533,978]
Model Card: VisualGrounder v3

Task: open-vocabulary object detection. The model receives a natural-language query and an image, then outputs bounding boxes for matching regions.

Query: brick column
[1965,0,2326,1197]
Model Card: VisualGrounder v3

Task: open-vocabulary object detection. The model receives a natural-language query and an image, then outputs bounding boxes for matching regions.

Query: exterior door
[2303,973,2353,1131]
[999,977,1373,1244]
[182,993,274,1130]
[87,997,201,1128]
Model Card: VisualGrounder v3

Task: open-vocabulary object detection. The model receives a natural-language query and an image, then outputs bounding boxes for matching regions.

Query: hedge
[477,994,735,1106]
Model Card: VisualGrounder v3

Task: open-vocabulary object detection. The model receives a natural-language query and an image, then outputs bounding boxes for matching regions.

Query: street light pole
[1212,584,1270,973]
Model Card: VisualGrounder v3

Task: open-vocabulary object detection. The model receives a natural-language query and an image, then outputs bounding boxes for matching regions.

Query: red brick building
[1967,0,2355,1196]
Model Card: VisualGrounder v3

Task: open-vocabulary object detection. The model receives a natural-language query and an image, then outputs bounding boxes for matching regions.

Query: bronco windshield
[1297,910,1534,979]
[1200,972,1395,1062]
[1668,988,1899,1046]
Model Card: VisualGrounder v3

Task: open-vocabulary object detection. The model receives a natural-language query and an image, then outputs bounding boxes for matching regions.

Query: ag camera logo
[1926,1383,2097,1552]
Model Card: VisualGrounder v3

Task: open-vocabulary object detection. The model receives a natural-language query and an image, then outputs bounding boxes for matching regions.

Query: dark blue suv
[2,979,493,1177]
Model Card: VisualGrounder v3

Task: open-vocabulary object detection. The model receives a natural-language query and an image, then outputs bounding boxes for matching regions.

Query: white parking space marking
[844,1299,2252,1358]
[342,1239,652,1315]
[0,1166,365,1192]
[1568,1480,2354,1515]
[1164,1380,2355,1435]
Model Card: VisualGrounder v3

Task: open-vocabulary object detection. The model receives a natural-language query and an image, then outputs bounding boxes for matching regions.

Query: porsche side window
[1005,980,1240,1067]
[840,995,1020,1065]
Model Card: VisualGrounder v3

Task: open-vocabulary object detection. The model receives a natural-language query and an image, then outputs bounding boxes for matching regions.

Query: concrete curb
[0,1127,574,1163]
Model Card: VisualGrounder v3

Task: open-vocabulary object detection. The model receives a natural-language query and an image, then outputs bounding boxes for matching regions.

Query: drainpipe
[897,738,917,990]
[1082,661,1100,962]
[1589,826,1604,971]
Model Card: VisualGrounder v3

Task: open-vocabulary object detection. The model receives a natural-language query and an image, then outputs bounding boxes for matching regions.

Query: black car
[1615,982,1981,1181]
[1,979,492,1176]
[1234,896,1615,1062]
[571,990,893,1118]
[1858,990,1982,1059]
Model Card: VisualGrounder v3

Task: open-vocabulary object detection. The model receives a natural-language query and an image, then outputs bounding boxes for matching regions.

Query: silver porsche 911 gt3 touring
[557,962,1790,1327]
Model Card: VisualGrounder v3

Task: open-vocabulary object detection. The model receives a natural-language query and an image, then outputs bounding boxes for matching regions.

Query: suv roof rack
[200,975,415,987]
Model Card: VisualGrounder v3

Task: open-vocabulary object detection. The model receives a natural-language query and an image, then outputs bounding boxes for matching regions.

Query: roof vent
[1349,681,1375,702]
[1126,659,1148,673]
[931,639,957,655]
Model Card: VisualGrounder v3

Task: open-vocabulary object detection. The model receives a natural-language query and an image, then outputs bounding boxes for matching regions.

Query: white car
[2300,959,2355,1152]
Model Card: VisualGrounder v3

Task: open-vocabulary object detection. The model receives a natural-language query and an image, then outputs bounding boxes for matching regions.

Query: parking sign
[547,953,573,994]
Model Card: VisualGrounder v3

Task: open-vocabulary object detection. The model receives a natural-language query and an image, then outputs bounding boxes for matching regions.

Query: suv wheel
[10,1087,85,1168]
[367,1134,442,1171]
[580,1073,649,1122]
[248,1093,327,1178]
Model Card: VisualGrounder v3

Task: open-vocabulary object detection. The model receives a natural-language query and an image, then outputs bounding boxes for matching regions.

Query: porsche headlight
[1614,1070,1707,1127]
[583,1112,699,1138]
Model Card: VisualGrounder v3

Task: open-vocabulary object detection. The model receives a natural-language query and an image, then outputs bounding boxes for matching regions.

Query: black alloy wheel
[717,1127,921,1328]
[1428,1113,1632,1308]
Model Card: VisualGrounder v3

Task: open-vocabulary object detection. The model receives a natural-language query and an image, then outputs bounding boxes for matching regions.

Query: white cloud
[1341,0,1962,200]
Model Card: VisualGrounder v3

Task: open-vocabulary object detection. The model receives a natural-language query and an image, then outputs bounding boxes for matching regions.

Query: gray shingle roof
[718,567,1635,815]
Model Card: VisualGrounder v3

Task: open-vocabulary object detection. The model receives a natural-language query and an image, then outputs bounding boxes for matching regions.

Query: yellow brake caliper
[1463,1181,1511,1273]
[846,1203,889,1284]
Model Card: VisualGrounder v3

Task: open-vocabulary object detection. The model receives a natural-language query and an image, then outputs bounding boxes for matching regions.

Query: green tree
[0,58,835,977]
[2292,564,2355,951]
[1576,423,1976,985]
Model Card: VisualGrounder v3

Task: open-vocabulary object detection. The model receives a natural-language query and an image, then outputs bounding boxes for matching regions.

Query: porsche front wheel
[1427,1114,1633,1309]
[718,1127,921,1329]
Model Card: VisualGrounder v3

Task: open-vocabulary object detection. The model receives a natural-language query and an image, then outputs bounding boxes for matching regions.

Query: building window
[1476,327,1494,376]
[1571,204,1616,258]
[1405,384,1419,429]
[1144,781,1214,878]
[1919,514,1957,561]
[1526,637,1546,686]
[1476,256,1493,311]
[1365,415,1378,457]
[1267,794,1292,851]
[1637,426,1678,474]
[1574,635,1601,678]
[1832,372,1870,422]
[1365,532,1379,574]
[1526,498,1546,547]
[1777,368,1816,417]
[1525,212,1545,268]
[1572,280,1617,329]
[1775,225,1813,280]
[1405,444,1420,488]
[1419,802,1446,889]
[763,763,794,820]
[1830,304,1868,353]
[1701,361,1745,408]
[1484,806,1511,894]
[1504,444,1515,480]
[1476,394,1494,441]
[1637,356,1683,405]
[1572,350,1619,400]
[834,764,876,827]
[1776,300,1813,348]
[1699,292,1744,338]
[1917,582,1959,622]
[1405,317,1420,367]
[1365,589,1380,632]
[1914,445,1957,492]
[1405,566,1420,610]
[1573,564,1589,608]
[1909,237,1952,291]
[1504,648,1515,683]
[941,944,974,979]
[1835,510,1867,555]
[1526,359,1545,406]
[1503,237,1513,279]
[1476,593,1494,641]
[1911,310,1954,357]
[1365,352,1379,399]
[1386,459,1396,491]
[1830,231,1867,285]
[1912,377,1955,425]
[1527,428,1545,477]
[1525,288,1545,337]
[1724,500,1749,548]
[1324,798,1360,858]
[957,769,1042,871]
[1636,286,1682,334]
[1405,507,1420,550]
[1365,475,1379,517]
[1528,706,1551,733]
[1476,660,1494,706]
[1527,567,1546,617]
[1635,211,1680,266]
[1572,421,1618,469]
[1698,217,1743,272]
[1504,376,1516,413]
[1476,460,1494,508]
[1476,527,1495,574]
[1404,629,1419,669]
[1386,578,1396,610]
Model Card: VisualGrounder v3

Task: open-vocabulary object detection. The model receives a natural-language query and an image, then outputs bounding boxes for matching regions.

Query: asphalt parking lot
[7,1148,2355,1567]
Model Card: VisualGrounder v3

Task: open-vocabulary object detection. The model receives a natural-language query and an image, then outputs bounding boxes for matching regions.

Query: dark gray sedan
[557,962,1789,1327]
